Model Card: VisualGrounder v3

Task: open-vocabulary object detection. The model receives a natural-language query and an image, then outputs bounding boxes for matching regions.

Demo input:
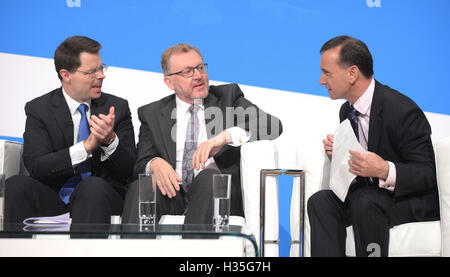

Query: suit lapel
[51,88,74,146]
[159,97,177,167]
[90,93,107,118]
[340,101,350,122]
[367,80,384,153]
[90,94,109,170]
[203,90,219,140]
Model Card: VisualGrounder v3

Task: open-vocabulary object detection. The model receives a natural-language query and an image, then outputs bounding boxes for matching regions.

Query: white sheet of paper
[23,212,71,227]
[330,119,366,202]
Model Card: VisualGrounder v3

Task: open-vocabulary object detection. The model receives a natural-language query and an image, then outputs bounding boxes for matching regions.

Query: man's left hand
[192,130,231,170]
[348,150,389,179]
[89,106,116,145]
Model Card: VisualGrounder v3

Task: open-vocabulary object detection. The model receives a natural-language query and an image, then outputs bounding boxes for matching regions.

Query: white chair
[240,140,279,257]
[290,139,327,257]
[435,137,450,257]
[159,139,280,257]
[0,139,27,179]
[291,137,450,257]
[0,139,120,239]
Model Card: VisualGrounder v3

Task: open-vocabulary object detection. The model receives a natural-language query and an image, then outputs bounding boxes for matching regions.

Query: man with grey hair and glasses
[122,43,282,224]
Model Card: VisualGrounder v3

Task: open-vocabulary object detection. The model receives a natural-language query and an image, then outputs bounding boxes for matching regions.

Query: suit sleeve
[392,105,436,198]
[133,107,160,177]
[22,102,74,186]
[229,83,283,141]
[97,99,136,183]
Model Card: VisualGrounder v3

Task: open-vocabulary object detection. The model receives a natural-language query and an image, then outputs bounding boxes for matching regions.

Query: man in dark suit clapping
[5,36,136,224]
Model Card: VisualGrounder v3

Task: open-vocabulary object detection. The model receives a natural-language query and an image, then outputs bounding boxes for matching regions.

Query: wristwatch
[101,135,115,147]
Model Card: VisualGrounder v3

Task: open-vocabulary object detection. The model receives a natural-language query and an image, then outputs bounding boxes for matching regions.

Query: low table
[0,222,257,257]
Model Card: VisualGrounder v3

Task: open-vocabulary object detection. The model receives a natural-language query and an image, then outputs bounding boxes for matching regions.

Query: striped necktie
[349,105,360,141]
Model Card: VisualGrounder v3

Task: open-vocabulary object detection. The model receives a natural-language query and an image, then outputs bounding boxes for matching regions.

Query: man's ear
[59,69,71,83]
[163,76,175,90]
[348,65,360,85]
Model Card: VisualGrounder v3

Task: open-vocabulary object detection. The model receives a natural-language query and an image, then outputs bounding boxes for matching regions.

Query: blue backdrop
[1,0,449,256]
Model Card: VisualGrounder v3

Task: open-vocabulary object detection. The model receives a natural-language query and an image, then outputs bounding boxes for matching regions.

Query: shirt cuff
[227,127,251,147]
[100,134,119,161]
[378,161,396,191]
[145,157,160,175]
[69,141,91,166]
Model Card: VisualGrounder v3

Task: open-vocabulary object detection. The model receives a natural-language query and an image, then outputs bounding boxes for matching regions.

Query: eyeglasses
[76,64,108,78]
[166,63,208,78]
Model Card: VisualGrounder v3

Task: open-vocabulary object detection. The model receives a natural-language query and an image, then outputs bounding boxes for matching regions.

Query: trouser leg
[307,189,349,257]
[70,176,123,224]
[4,175,67,224]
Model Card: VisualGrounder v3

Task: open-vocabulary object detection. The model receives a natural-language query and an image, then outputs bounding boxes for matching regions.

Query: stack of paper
[329,119,366,202]
[23,212,71,231]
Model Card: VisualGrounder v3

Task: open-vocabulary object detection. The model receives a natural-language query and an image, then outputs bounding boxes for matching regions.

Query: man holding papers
[307,36,439,257]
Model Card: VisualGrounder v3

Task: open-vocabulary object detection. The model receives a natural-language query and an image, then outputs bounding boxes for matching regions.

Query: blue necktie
[349,105,360,141]
[59,104,92,204]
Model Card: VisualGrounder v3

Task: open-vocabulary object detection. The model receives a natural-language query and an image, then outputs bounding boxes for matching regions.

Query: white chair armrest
[240,140,278,256]
[291,139,327,257]
[0,139,25,178]
[435,136,450,257]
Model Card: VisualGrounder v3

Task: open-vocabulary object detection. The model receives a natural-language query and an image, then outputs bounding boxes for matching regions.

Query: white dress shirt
[62,87,118,166]
[352,78,396,191]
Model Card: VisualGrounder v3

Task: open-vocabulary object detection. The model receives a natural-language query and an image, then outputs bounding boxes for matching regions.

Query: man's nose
[192,67,202,79]
[96,69,105,80]
[319,73,326,85]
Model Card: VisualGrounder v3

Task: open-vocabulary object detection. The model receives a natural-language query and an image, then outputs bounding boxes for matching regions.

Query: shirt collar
[175,95,204,116]
[62,86,91,115]
[353,78,375,116]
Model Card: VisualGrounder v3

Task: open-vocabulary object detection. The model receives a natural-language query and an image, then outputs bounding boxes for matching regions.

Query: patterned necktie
[348,104,372,187]
[181,104,199,193]
[349,105,360,141]
[59,104,92,204]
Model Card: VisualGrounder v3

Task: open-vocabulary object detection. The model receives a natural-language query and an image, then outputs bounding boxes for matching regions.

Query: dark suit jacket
[339,80,439,221]
[22,87,137,197]
[134,83,283,216]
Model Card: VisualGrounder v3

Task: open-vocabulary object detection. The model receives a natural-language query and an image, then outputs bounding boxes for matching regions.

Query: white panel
[0,239,245,257]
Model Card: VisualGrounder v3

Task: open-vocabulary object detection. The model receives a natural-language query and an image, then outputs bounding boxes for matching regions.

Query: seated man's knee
[124,179,139,199]
[5,175,36,199]
[192,167,220,192]
[348,189,380,220]
[308,190,334,214]
[73,176,112,202]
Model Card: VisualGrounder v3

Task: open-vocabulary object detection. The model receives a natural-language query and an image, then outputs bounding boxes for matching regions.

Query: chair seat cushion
[345,221,441,257]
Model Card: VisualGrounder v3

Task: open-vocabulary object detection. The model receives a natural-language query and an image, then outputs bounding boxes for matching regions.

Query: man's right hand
[149,157,181,198]
[323,134,334,159]
[83,133,100,154]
